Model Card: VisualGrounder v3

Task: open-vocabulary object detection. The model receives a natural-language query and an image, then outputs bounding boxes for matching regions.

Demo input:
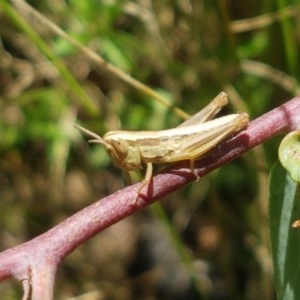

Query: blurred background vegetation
[0,0,300,299]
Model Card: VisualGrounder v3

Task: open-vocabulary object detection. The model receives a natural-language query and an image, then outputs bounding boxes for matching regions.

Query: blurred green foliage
[269,161,300,300]
[0,0,300,299]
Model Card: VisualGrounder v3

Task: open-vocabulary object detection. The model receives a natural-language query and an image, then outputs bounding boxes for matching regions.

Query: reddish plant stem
[0,96,300,299]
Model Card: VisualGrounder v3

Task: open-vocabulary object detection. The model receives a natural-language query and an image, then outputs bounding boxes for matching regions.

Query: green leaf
[269,161,300,300]
[279,131,300,183]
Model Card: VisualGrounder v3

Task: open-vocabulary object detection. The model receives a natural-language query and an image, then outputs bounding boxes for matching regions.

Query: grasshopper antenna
[73,124,113,150]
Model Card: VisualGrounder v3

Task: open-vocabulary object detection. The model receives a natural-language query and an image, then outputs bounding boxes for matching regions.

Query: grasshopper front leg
[134,162,153,203]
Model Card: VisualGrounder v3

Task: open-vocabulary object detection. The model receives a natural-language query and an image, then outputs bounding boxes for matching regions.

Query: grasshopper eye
[111,139,128,154]
[104,139,129,168]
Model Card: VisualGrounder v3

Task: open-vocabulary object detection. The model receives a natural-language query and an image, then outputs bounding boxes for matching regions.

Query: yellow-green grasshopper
[74,92,249,201]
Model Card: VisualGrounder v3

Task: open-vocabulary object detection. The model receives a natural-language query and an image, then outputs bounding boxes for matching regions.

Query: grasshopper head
[104,136,142,171]
[74,124,142,171]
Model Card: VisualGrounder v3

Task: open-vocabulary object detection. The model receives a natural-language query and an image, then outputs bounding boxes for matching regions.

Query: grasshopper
[74,92,249,202]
